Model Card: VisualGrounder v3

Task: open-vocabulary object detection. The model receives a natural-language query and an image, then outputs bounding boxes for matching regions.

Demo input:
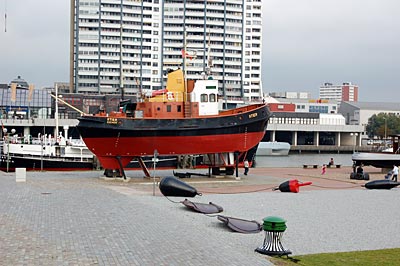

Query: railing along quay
[290,145,374,154]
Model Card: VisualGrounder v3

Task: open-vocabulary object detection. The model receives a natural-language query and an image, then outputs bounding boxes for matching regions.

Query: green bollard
[255,216,291,256]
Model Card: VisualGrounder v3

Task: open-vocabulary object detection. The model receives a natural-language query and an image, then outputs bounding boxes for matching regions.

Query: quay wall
[289,145,373,154]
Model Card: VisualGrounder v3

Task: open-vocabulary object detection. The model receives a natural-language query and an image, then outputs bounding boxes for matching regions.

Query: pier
[264,112,369,153]
[290,145,373,154]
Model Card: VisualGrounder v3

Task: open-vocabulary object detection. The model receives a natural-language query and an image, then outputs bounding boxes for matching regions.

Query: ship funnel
[159,176,200,197]
[63,125,69,139]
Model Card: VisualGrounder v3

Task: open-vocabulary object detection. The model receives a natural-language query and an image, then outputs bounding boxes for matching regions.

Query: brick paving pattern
[1,166,398,265]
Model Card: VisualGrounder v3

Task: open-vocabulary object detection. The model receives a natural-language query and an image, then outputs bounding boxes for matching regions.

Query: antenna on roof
[206,29,212,76]
[4,0,7,32]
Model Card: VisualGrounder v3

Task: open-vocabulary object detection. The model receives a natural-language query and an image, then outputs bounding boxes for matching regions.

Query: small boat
[256,141,290,156]
[77,68,270,174]
[0,134,94,172]
[352,135,400,169]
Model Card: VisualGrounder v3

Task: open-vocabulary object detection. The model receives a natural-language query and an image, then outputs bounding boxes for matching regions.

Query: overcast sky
[0,0,399,102]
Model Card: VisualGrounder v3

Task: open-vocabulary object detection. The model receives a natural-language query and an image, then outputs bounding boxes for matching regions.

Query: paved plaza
[1,166,400,265]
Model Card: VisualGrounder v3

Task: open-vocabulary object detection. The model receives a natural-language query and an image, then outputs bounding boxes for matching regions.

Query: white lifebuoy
[167,92,174,101]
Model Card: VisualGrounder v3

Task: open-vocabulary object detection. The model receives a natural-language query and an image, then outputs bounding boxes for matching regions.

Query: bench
[303,164,318,169]
[327,164,341,168]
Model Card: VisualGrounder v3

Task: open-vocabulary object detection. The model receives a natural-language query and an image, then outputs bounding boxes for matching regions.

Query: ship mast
[119,25,124,101]
[55,83,59,139]
[183,27,188,102]
[50,94,85,115]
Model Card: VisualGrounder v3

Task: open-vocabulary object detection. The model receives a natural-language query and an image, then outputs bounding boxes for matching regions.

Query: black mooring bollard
[159,176,201,197]
[364,179,400,190]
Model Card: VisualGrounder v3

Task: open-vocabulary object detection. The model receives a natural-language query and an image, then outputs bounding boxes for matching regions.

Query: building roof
[10,76,29,89]
[273,97,338,105]
[343,101,400,111]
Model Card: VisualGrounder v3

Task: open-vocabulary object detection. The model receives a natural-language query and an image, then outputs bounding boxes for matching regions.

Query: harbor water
[254,153,353,168]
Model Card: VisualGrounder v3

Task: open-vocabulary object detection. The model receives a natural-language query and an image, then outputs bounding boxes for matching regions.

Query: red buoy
[274,179,312,193]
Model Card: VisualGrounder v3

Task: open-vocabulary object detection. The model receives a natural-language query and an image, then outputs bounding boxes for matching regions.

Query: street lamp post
[3,128,16,172]
[269,115,276,142]
[153,149,159,196]
[350,133,358,153]
[383,118,387,149]
[38,133,44,171]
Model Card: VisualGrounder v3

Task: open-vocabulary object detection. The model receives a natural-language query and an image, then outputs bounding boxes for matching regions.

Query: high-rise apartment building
[319,82,358,103]
[70,0,263,102]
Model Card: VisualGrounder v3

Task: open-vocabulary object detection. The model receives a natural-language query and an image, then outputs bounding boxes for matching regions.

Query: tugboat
[77,68,270,177]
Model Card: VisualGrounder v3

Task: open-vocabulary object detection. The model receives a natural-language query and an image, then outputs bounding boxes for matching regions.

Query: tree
[366,113,400,139]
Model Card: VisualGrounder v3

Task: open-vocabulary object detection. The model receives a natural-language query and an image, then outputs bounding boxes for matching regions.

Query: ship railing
[12,153,93,162]
[146,91,184,102]
[219,103,263,115]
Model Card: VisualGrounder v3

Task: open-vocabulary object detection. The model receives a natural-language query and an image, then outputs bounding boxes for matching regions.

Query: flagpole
[55,84,59,140]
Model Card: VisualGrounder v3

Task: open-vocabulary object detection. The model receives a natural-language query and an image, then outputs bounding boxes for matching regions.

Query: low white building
[319,113,346,125]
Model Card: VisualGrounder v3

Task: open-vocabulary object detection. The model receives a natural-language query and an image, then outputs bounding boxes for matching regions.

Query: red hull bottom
[84,132,264,169]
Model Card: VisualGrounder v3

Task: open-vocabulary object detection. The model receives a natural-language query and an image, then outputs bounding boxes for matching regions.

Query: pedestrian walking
[392,165,399,182]
[321,164,327,175]
[244,159,249,175]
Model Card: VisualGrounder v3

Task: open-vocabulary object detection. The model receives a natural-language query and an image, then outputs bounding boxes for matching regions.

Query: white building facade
[70,0,263,102]
[319,82,358,103]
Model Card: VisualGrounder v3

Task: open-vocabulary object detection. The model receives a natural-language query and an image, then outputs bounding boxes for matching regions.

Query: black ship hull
[0,155,94,172]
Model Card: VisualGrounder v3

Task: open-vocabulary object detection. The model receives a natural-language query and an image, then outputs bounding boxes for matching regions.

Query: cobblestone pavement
[1,166,399,265]
[0,170,272,266]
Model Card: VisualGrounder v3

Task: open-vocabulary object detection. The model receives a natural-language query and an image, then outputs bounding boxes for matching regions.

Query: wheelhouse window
[209,94,216,102]
[200,94,208,102]
[166,105,171,112]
